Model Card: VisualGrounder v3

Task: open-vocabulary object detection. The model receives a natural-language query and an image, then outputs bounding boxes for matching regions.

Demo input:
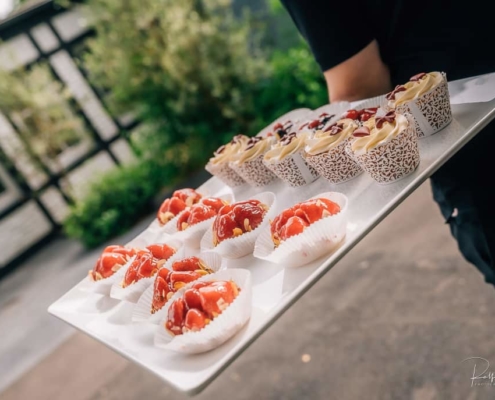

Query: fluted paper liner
[154,268,252,354]
[161,193,234,248]
[108,239,182,303]
[346,114,420,184]
[81,254,137,296]
[303,140,363,184]
[349,95,387,111]
[263,151,319,187]
[205,160,245,188]
[253,192,348,268]
[391,73,452,138]
[132,251,224,323]
[230,154,278,187]
[200,192,277,259]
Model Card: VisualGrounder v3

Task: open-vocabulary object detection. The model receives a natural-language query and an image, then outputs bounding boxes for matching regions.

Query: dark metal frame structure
[0,1,138,279]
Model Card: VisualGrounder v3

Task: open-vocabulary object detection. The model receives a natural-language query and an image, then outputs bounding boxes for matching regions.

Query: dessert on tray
[176,197,227,232]
[341,107,378,123]
[156,188,202,226]
[229,136,278,187]
[154,268,252,354]
[88,245,137,281]
[165,280,239,335]
[122,243,178,288]
[151,256,214,314]
[385,71,452,137]
[254,192,348,268]
[263,131,319,187]
[205,134,249,187]
[346,110,420,184]
[212,199,268,246]
[270,198,341,247]
[302,117,363,184]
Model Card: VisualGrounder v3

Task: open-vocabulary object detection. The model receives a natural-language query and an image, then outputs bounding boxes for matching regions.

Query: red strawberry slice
[146,244,176,261]
[165,298,186,335]
[184,309,208,332]
[184,288,203,310]
[172,257,201,272]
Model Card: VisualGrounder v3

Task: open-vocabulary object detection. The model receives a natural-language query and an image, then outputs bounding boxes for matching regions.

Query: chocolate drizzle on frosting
[214,145,226,155]
[279,132,298,145]
[244,136,263,151]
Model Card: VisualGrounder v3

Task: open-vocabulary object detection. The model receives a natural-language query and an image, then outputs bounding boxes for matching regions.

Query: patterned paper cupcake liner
[229,154,278,187]
[205,161,245,188]
[132,250,223,323]
[392,74,452,138]
[108,238,183,303]
[346,114,420,184]
[161,193,234,248]
[154,268,252,354]
[200,192,277,259]
[263,151,319,187]
[253,192,348,268]
[302,141,363,184]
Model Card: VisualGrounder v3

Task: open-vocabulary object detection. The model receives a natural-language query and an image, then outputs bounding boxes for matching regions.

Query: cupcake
[205,134,249,187]
[385,72,452,137]
[263,132,319,187]
[347,111,420,184]
[229,136,278,187]
[303,118,363,184]
[297,112,337,135]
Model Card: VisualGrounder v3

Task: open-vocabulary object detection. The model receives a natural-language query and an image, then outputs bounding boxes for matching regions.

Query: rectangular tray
[49,75,495,395]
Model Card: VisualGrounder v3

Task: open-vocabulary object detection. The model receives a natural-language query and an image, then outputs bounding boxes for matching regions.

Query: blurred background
[0,1,495,399]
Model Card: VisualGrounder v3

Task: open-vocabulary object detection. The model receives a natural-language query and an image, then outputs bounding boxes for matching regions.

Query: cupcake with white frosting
[303,119,363,184]
[205,134,249,187]
[263,132,319,187]
[347,111,420,184]
[229,136,278,187]
[385,72,452,138]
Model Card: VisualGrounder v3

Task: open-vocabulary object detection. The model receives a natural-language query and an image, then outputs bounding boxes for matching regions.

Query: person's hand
[324,40,392,102]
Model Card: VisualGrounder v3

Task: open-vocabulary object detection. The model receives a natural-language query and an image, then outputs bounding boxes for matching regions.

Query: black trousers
[430,119,495,285]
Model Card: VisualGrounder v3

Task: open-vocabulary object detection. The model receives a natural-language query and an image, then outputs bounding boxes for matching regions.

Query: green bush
[63,160,179,248]
[63,0,329,248]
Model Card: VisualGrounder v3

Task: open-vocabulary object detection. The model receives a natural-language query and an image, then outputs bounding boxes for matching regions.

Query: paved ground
[1,181,495,400]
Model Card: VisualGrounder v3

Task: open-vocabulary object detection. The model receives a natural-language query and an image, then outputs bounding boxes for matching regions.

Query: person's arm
[281,0,392,102]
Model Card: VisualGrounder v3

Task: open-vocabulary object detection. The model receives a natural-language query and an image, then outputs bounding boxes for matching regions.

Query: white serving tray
[49,74,495,395]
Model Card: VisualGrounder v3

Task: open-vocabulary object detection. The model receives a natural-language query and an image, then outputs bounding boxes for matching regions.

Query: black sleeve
[280,0,375,72]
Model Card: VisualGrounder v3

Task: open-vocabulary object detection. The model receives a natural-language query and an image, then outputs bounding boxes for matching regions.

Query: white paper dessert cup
[205,160,245,188]
[132,251,224,323]
[200,192,277,259]
[80,253,137,296]
[303,140,363,185]
[161,194,234,248]
[253,192,348,268]
[263,151,319,187]
[154,268,252,354]
[346,114,420,184]
[387,73,452,138]
[230,154,278,188]
[108,239,182,303]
